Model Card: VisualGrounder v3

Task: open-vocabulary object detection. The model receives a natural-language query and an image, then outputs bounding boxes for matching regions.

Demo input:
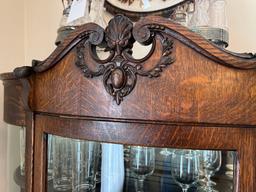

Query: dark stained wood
[1,15,256,192]
[12,16,256,80]
[75,15,175,104]
[0,73,34,192]
[13,66,34,79]
[35,114,256,192]
[25,112,34,192]
[0,72,16,80]
[30,16,256,75]
[1,78,26,126]
[33,117,46,192]
[32,40,256,126]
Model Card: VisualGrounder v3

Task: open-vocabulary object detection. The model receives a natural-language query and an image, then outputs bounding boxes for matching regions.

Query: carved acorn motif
[111,68,126,89]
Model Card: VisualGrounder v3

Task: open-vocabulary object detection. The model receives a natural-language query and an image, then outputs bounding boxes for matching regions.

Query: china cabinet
[1,13,256,192]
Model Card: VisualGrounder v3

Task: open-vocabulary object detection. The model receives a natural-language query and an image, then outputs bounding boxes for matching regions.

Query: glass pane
[47,135,236,192]
[4,125,25,191]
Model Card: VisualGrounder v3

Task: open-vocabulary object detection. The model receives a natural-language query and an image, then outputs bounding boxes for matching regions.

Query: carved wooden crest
[75,15,175,104]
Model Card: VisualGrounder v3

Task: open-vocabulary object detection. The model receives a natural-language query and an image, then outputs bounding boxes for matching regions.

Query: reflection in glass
[52,136,72,191]
[188,0,229,48]
[159,148,176,157]
[95,143,102,184]
[171,150,200,192]
[129,146,155,192]
[47,135,53,181]
[47,135,235,192]
[72,140,99,192]
[199,150,222,192]
[19,126,26,176]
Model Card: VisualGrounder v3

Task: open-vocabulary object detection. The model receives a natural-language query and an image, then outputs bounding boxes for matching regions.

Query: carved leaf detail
[75,15,175,105]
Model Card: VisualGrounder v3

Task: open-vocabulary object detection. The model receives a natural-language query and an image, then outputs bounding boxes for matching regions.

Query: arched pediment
[10,15,256,126]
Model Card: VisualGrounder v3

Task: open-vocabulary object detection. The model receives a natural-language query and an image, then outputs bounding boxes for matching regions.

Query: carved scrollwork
[75,15,175,104]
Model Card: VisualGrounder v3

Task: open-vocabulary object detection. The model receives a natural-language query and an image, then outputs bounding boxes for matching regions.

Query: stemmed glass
[170,150,200,192]
[129,146,155,192]
[159,148,174,156]
[199,150,222,192]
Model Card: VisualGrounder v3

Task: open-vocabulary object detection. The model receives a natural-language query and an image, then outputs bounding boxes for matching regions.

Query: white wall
[0,0,61,191]
[227,0,256,52]
[0,0,25,191]
[0,0,255,191]
[24,0,62,64]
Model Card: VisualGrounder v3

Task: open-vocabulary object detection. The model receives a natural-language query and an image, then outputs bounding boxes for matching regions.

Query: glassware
[159,148,175,157]
[199,150,222,192]
[170,150,200,192]
[89,0,107,27]
[52,136,73,191]
[56,0,75,45]
[173,3,190,26]
[47,135,53,181]
[19,127,26,176]
[59,0,73,28]
[189,0,210,28]
[56,0,108,45]
[208,0,228,31]
[129,146,155,192]
[95,143,102,184]
[188,0,229,48]
[72,140,99,192]
[225,151,235,179]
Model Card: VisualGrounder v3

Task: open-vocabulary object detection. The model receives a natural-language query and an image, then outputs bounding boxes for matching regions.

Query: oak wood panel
[35,114,256,192]
[1,15,256,192]
[33,117,46,192]
[25,112,34,192]
[32,41,256,125]
[236,128,256,192]
[2,79,26,126]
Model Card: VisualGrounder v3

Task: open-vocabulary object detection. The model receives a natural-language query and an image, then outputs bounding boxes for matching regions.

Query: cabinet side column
[237,129,256,192]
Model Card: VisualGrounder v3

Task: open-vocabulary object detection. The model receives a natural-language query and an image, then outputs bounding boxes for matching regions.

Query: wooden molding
[12,15,256,81]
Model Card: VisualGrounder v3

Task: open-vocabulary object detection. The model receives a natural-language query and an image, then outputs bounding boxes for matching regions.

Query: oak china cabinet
[1,1,256,192]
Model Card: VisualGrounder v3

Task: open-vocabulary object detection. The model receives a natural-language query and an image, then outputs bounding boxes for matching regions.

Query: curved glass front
[2,124,26,191]
[47,135,236,192]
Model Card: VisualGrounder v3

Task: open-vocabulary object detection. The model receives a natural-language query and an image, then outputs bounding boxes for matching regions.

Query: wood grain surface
[34,114,256,192]
[32,40,256,125]
[1,79,26,126]
[1,15,256,192]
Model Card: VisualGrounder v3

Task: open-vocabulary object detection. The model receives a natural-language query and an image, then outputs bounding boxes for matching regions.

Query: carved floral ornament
[75,15,175,105]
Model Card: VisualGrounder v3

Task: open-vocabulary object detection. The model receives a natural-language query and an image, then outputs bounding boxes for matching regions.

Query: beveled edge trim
[36,111,256,129]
